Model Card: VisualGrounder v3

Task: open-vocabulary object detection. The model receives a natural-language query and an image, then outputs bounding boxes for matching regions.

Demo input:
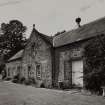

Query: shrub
[12,74,20,83]
[84,36,105,94]
[4,77,11,81]
[13,74,20,80]
[20,77,26,84]
[59,82,64,89]
[40,82,45,88]
[24,78,36,86]
[84,69,105,94]
[24,79,31,85]
[12,79,18,83]
[59,80,71,89]
[29,77,36,84]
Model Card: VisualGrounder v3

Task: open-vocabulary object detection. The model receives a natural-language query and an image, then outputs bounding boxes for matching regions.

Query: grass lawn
[0,81,105,105]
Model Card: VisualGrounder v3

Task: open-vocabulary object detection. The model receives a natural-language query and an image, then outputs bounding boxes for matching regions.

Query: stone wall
[21,32,52,88]
[6,59,22,78]
[54,41,85,87]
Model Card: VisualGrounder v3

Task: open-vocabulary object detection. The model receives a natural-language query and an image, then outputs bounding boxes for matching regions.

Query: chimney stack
[33,24,35,29]
[75,17,81,28]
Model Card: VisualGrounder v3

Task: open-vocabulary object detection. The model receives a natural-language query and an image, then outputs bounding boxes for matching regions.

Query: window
[8,68,10,76]
[36,64,41,80]
[28,65,31,78]
[12,67,16,76]
[17,66,21,74]
[64,61,72,80]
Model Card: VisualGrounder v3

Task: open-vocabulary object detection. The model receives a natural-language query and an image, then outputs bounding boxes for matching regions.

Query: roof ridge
[54,16,105,39]
[53,16,105,47]
[8,49,24,62]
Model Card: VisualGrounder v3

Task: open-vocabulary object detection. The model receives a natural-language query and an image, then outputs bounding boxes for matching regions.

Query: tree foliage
[84,34,105,93]
[0,20,27,60]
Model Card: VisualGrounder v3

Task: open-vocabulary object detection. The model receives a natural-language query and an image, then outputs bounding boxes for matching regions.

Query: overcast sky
[0,0,105,37]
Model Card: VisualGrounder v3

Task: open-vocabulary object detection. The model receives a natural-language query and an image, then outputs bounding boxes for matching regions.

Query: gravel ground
[0,81,105,105]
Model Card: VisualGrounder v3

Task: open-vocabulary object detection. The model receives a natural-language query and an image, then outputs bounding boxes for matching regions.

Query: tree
[84,34,105,93]
[0,20,27,60]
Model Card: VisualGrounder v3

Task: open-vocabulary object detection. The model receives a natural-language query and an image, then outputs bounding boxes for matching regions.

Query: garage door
[72,60,83,87]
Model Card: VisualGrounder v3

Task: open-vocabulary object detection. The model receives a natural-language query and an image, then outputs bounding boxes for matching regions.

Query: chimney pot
[33,24,35,28]
[75,17,81,28]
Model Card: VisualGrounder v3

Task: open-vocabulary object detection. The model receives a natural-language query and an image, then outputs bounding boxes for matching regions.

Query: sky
[0,0,105,37]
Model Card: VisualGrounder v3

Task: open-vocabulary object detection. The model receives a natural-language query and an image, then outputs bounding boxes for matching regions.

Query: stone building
[6,50,23,78]
[21,26,53,88]
[6,17,105,88]
[53,17,105,88]
[6,25,53,88]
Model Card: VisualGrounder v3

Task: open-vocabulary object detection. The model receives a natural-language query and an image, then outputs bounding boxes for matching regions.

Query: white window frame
[36,64,41,80]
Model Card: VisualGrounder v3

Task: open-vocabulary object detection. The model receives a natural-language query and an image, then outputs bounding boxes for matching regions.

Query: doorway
[72,60,83,87]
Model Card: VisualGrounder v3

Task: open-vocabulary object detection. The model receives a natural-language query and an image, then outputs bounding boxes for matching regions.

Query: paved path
[0,81,105,105]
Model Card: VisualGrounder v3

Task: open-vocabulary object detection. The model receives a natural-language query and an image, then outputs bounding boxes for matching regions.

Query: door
[64,61,72,82]
[72,60,83,87]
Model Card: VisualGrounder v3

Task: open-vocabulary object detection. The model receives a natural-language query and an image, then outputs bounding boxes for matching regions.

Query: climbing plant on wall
[31,35,42,58]
[84,34,105,93]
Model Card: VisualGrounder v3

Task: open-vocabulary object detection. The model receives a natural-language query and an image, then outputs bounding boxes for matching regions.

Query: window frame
[36,64,42,80]
[17,66,21,74]
[8,67,10,76]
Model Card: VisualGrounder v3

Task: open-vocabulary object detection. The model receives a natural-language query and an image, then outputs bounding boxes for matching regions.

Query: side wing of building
[6,50,23,78]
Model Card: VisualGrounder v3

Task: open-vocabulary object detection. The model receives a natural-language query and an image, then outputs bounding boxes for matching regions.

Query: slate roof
[38,31,53,45]
[8,28,53,62]
[8,50,23,62]
[26,28,53,46]
[33,28,53,45]
[53,17,105,47]
[8,17,105,62]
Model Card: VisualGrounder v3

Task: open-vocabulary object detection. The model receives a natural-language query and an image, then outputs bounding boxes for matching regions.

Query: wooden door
[72,60,83,87]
